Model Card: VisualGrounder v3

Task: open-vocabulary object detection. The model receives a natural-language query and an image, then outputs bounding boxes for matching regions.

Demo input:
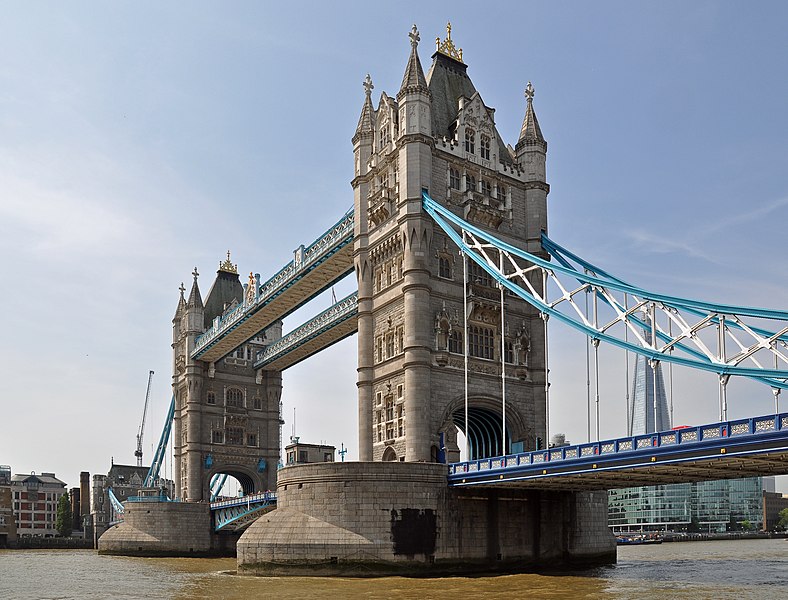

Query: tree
[741,519,752,532]
[778,507,788,530]
[56,493,72,537]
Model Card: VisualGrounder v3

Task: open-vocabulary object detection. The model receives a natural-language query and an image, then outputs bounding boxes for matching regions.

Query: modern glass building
[609,318,764,532]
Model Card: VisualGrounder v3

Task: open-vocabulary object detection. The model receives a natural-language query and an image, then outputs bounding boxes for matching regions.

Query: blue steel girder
[448,412,788,491]
[192,211,355,363]
[211,492,277,531]
[422,192,788,390]
[254,292,358,371]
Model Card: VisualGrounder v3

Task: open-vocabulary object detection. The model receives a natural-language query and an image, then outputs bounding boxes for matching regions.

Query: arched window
[382,447,397,461]
[465,174,476,193]
[505,341,515,364]
[206,391,216,405]
[480,135,491,160]
[226,388,243,408]
[480,179,491,197]
[449,167,461,190]
[439,256,452,279]
[497,184,506,201]
[464,128,475,154]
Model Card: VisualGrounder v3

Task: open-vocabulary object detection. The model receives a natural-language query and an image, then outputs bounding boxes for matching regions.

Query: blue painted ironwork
[192,210,355,360]
[210,491,277,531]
[448,412,788,488]
[422,192,788,389]
[254,291,358,369]
[210,474,228,502]
[144,395,175,488]
[107,487,124,515]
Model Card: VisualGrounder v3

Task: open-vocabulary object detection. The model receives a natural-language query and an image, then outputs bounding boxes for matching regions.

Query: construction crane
[135,370,154,467]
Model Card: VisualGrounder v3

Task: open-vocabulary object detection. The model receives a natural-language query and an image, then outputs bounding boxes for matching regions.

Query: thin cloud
[624,229,721,265]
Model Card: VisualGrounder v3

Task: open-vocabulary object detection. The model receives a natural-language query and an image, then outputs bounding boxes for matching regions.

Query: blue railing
[210,490,276,510]
[126,493,171,503]
[449,412,788,477]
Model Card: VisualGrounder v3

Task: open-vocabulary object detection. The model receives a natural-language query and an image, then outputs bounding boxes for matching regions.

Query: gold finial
[219,250,238,274]
[436,21,464,63]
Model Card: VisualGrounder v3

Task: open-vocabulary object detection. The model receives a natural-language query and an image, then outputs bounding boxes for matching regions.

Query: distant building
[11,472,67,537]
[762,491,788,531]
[0,465,17,547]
[284,438,335,466]
[608,318,765,532]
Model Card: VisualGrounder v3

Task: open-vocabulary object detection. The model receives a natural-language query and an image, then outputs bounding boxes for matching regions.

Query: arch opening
[452,406,511,460]
[208,470,256,500]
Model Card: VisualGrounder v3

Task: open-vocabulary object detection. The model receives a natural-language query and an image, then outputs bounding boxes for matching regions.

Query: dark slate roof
[12,473,66,487]
[426,52,514,165]
[107,464,149,485]
[203,269,243,325]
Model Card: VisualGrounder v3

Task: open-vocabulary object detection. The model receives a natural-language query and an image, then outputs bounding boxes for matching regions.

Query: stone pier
[237,462,615,576]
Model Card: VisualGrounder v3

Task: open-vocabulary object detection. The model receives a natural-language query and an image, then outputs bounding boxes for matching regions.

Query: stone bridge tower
[172,255,283,501]
[353,24,550,463]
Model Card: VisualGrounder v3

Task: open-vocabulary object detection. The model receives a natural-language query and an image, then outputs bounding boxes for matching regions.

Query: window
[235,347,244,359]
[227,427,244,445]
[480,135,491,160]
[376,269,383,292]
[298,450,308,462]
[377,425,382,442]
[439,256,452,279]
[497,184,506,201]
[386,424,395,440]
[385,397,394,421]
[386,333,395,358]
[377,336,384,362]
[465,174,476,192]
[253,397,262,410]
[470,262,493,287]
[206,391,216,405]
[449,330,463,354]
[449,167,461,190]
[212,430,224,444]
[480,179,491,196]
[397,326,404,354]
[226,388,243,408]
[469,325,495,359]
[397,384,404,399]
[387,264,393,286]
[464,128,475,154]
[324,453,333,462]
[247,433,257,446]
[505,341,515,364]
[397,258,403,279]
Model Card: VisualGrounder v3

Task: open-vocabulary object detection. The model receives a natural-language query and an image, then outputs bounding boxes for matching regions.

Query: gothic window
[253,397,262,410]
[497,184,506,200]
[386,333,395,358]
[376,269,383,292]
[386,423,395,440]
[398,327,404,354]
[206,391,216,405]
[235,347,244,359]
[470,262,493,287]
[212,430,224,444]
[385,397,394,421]
[480,179,491,197]
[505,340,515,364]
[387,263,393,286]
[247,433,257,447]
[465,128,475,154]
[449,330,463,354]
[439,256,452,279]
[469,325,495,360]
[246,346,253,360]
[449,167,461,190]
[377,336,384,362]
[377,425,382,442]
[227,427,244,445]
[226,388,243,408]
[397,258,403,279]
[465,174,476,193]
[480,135,491,160]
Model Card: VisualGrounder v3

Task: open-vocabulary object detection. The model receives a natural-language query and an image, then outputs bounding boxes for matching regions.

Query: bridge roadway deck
[448,412,788,491]
[254,292,358,371]
[192,211,354,363]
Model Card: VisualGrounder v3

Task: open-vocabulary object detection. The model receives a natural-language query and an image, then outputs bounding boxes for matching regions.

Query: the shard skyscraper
[628,318,671,434]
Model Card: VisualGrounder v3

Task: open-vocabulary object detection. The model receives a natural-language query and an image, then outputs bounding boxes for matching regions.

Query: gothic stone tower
[353,25,550,463]
[172,255,282,501]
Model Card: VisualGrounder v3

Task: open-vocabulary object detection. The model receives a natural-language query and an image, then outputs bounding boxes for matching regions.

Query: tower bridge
[99,23,788,575]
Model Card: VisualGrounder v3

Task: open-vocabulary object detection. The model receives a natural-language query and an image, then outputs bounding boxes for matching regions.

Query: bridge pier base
[97,501,234,557]
[237,462,615,576]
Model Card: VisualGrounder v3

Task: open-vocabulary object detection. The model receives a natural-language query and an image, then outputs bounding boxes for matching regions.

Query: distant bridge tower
[353,24,550,462]
[172,256,282,501]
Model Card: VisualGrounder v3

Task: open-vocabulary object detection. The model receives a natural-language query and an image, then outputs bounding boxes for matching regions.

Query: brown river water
[0,539,786,599]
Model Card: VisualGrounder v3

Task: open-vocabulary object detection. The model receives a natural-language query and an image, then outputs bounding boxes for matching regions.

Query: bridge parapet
[449,412,788,489]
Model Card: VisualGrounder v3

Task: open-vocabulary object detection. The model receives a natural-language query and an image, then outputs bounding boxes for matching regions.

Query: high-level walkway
[192,211,354,363]
[448,412,788,491]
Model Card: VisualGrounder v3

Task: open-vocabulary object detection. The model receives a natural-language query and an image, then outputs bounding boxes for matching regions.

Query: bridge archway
[382,447,398,461]
[440,396,526,462]
[205,464,261,500]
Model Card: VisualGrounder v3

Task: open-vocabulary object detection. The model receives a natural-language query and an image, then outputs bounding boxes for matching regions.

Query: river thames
[0,539,785,599]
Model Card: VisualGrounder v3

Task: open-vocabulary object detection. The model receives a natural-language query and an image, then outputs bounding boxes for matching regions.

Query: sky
[1,1,787,493]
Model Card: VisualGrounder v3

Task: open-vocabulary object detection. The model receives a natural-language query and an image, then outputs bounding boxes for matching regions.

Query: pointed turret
[516,82,546,152]
[397,25,431,137]
[173,282,186,320]
[352,74,376,145]
[187,267,203,309]
[398,24,428,97]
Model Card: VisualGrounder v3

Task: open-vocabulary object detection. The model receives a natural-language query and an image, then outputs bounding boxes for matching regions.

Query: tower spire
[173,282,186,319]
[398,24,428,99]
[353,74,376,143]
[187,267,203,308]
[516,82,546,151]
